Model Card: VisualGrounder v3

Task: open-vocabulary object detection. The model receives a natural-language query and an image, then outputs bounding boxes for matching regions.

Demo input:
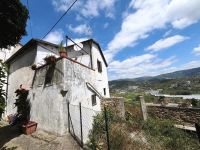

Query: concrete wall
[91,43,110,98]
[30,58,103,135]
[6,46,36,115]
[36,44,59,66]
[67,41,92,68]
[30,60,65,135]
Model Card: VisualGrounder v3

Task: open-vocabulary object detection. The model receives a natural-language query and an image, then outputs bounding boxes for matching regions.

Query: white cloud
[158,60,200,75]
[44,30,64,44]
[167,0,200,29]
[181,60,200,70]
[75,15,83,21]
[105,0,200,62]
[68,24,92,36]
[108,54,176,80]
[103,22,109,29]
[52,0,117,18]
[192,44,200,56]
[146,35,188,52]
[163,30,172,37]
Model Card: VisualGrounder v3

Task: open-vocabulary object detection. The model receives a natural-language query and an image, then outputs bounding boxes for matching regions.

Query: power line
[27,0,33,38]
[66,36,89,55]
[42,0,78,40]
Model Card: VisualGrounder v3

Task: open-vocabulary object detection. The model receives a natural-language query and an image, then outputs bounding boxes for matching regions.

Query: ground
[0,121,80,150]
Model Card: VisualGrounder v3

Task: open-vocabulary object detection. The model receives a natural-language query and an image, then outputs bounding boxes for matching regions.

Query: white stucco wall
[35,44,59,66]
[67,42,92,68]
[91,43,110,98]
[30,58,102,136]
[0,44,22,62]
[6,47,36,116]
[30,60,65,135]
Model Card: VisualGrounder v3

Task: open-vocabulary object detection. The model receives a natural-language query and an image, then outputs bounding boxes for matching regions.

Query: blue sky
[20,0,200,80]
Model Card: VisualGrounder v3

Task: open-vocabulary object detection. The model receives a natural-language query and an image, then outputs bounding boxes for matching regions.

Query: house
[4,38,110,142]
[0,43,22,62]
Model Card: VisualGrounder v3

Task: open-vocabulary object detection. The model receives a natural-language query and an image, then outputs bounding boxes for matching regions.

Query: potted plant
[31,64,37,70]
[14,87,38,135]
[44,55,56,64]
[59,41,67,58]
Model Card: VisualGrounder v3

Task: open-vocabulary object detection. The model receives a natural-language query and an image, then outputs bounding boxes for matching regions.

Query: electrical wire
[42,0,78,40]
[66,36,89,55]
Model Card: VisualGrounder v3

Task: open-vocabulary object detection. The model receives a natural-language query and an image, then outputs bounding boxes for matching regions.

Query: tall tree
[0,0,29,49]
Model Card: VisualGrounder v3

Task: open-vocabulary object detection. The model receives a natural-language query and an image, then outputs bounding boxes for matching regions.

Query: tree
[0,0,29,49]
[0,61,7,119]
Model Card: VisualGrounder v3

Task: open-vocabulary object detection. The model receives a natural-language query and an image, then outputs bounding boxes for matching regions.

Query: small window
[91,94,97,106]
[97,60,102,73]
[103,88,106,96]
[44,65,55,86]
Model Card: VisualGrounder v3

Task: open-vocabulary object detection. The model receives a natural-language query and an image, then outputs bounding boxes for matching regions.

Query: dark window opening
[97,60,102,73]
[44,64,55,86]
[103,88,106,95]
[92,94,97,106]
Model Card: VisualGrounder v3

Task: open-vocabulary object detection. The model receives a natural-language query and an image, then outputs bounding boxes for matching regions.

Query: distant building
[0,44,22,61]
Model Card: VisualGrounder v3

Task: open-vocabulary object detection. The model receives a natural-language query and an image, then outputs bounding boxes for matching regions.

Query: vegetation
[86,107,146,150]
[191,99,200,107]
[86,94,200,150]
[0,61,7,119]
[14,88,30,123]
[109,67,200,95]
[58,41,66,52]
[0,0,29,49]
[143,118,200,150]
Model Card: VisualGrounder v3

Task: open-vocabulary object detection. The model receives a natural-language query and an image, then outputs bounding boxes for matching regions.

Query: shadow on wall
[44,64,55,88]
[0,125,21,149]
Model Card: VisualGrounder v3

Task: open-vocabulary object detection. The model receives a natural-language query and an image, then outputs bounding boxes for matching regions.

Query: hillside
[156,67,200,79]
[109,67,200,95]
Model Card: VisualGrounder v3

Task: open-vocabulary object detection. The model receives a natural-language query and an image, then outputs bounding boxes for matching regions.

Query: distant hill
[109,67,200,94]
[156,67,200,79]
[111,67,200,82]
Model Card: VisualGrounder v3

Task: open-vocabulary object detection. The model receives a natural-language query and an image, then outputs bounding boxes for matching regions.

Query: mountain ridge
[110,67,200,82]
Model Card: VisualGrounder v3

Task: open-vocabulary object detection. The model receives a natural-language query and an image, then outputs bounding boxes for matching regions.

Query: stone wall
[102,97,125,118]
[147,106,200,125]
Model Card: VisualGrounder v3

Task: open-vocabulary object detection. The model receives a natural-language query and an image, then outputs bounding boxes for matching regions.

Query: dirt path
[0,122,80,150]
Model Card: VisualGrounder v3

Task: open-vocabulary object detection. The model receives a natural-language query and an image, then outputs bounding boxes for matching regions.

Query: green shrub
[86,107,147,150]
[143,118,200,150]
[0,61,7,120]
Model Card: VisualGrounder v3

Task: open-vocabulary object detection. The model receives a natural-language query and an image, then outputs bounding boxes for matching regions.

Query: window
[97,60,102,73]
[103,88,106,96]
[91,94,97,106]
[44,65,55,86]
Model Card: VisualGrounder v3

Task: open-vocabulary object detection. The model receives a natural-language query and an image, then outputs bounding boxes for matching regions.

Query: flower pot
[21,121,37,135]
[59,51,67,58]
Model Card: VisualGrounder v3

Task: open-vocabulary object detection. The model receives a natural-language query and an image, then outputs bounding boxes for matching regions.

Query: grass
[86,97,200,150]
